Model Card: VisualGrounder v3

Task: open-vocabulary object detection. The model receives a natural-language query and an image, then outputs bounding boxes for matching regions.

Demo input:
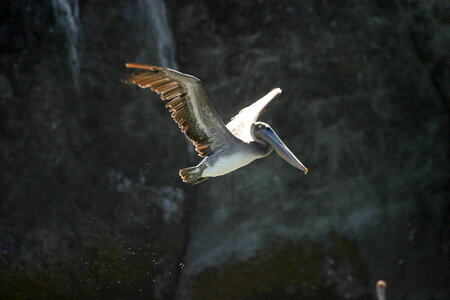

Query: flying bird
[122,63,308,184]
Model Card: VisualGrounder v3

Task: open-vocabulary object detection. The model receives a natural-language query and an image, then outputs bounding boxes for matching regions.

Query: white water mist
[138,0,178,70]
[51,0,81,93]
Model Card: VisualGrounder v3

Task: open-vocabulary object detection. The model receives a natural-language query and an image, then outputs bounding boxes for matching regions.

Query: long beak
[256,129,308,174]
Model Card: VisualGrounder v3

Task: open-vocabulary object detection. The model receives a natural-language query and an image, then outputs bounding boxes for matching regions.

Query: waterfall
[51,0,81,93]
[137,0,178,69]
[138,0,197,162]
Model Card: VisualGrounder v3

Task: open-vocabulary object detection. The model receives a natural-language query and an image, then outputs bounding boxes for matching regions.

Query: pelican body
[122,63,308,184]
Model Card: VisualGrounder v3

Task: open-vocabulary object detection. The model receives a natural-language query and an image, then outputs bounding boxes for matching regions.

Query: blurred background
[1,0,448,299]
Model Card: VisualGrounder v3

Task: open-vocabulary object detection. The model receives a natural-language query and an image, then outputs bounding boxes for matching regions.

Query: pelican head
[252,122,308,174]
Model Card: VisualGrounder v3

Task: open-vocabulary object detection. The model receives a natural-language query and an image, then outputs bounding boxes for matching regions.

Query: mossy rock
[189,234,370,299]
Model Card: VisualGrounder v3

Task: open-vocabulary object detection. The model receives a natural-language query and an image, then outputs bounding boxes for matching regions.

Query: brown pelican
[122,63,308,184]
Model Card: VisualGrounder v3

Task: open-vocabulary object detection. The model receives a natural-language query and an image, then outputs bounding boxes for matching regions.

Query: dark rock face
[1,0,448,299]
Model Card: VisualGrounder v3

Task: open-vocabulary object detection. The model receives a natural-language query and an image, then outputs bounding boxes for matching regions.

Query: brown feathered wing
[122,63,236,157]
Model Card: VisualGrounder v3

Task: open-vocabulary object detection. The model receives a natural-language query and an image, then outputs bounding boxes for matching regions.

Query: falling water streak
[138,0,195,161]
[51,0,81,94]
[138,0,178,70]
[136,4,195,297]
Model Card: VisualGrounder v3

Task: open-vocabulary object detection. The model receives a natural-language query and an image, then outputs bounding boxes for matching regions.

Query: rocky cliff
[1,0,448,299]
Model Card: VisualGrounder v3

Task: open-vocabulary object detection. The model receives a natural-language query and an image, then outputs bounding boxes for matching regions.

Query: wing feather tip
[125,62,163,71]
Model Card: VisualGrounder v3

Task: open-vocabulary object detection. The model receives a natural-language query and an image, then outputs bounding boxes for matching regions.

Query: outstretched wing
[122,63,236,157]
[226,88,282,142]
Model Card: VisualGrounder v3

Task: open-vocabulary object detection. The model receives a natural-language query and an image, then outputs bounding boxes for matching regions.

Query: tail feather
[179,165,207,184]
